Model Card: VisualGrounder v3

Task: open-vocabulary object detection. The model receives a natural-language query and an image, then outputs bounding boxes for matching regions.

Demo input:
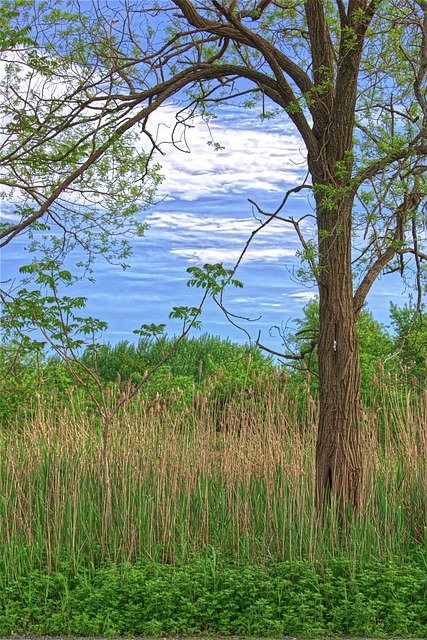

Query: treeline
[0,334,276,425]
[0,303,426,426]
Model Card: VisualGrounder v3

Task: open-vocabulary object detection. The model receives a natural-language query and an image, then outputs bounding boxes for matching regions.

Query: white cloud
[171,246,295,264]
[145,210,307,267]
[259,302,284,307]
[0,209,20,222]
[376,291,404,297]
[0,58,307,210]
[287,291,318,302]
[146,211,258,236]
[148,105,306,201]
[145,211,310,250]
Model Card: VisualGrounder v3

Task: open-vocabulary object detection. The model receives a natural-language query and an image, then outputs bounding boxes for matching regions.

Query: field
[0,361,426,637]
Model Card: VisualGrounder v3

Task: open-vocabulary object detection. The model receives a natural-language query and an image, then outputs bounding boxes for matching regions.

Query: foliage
[0,344,42,422]
[0,557,425,636]
[80,333,276,414]
[0,333,275,425]
[81,333,273,385]
[284,300,421,397]
[390,303,427,384]
[0,1,34,50]
[0,0,162,273]
[1,260,108,352]
[357,309,396,386]
[1,308,425,426]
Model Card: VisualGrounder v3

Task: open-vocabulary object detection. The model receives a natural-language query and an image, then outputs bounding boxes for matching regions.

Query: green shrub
[1,558,425,637]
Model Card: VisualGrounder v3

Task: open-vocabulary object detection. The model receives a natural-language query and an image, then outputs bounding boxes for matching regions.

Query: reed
[0,372,425,581]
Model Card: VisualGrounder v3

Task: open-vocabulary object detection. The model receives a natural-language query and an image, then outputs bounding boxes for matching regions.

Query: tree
[390,302,427,382]
[1,0,426,512]
[284,300,396,398]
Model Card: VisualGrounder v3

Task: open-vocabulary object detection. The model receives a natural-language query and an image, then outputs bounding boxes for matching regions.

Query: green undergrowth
[1,329,425,637]
[1,555,426,637]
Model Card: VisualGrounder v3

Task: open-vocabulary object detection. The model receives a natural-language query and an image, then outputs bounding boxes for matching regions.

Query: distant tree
[390,303,427,383]
[1,1,426,511]
[356,310,396,388]
[285,300,396,396]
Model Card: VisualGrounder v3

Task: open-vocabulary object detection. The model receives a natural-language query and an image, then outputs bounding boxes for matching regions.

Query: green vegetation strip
[1,557,426,637]
[1,332,425,638]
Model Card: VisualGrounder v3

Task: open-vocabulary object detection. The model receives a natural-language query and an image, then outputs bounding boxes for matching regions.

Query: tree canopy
[1,1,426,297]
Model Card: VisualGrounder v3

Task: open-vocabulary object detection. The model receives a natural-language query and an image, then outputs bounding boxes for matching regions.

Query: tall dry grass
[0,372,425,579]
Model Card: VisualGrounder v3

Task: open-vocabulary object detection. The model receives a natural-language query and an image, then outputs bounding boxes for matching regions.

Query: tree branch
[256,334,317,361]
[353,187,424,315]
[0,60,313,246]
[304,0,335,133]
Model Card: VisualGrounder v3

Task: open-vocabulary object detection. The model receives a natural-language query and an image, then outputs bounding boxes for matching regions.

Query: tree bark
[315,195,363,513]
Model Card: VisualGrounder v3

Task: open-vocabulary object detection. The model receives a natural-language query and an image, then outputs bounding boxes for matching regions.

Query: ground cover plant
[0,335,425,636]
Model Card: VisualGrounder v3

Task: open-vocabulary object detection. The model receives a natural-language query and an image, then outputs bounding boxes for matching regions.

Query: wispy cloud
[287,291,318,302]
[145,210,310,250]
[146,211,259,236]
[149,105,307,201]
[171,247,295,265]
[376,291,405,297]
[0,210,19,222]
[259,302,284,308]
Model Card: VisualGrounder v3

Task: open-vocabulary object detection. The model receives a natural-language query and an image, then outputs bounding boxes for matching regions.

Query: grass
[0,371,425,635]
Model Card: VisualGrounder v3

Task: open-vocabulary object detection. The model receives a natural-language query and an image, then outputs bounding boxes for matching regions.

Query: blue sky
[1,103,409,350]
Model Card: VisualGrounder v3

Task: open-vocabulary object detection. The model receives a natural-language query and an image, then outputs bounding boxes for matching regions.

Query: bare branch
[353,187,425,316]
[256,334,317,361]
[396,246,427,261]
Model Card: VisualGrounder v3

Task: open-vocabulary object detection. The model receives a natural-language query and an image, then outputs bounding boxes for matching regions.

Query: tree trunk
[315,197,364,513]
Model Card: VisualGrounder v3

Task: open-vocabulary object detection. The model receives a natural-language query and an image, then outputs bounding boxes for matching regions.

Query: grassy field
[0,371,425,636]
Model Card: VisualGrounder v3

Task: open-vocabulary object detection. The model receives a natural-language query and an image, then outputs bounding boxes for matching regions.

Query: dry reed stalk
[0,378,425,570]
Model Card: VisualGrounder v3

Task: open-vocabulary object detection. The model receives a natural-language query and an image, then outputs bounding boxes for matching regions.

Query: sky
[1,102,409,352]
